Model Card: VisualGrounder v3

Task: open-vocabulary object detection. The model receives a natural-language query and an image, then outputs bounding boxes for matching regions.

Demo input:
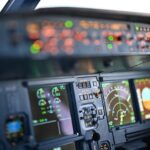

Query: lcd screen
[135,78,150,120]
[29,84,74,142]
[102,81,136,128]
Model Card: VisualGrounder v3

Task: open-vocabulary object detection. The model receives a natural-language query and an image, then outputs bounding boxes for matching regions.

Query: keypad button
[79,95,84,101]
[93,81,98,87]
[83,94,88,100]
[98,109,103,116]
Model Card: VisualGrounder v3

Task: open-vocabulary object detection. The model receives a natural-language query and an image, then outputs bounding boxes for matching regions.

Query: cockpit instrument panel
[1,8,150,59]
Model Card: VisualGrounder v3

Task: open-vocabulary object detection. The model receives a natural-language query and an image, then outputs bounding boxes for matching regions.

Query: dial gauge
[102,81,135,128]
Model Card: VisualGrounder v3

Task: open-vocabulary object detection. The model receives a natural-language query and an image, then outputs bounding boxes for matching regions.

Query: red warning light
[41,26,56,38]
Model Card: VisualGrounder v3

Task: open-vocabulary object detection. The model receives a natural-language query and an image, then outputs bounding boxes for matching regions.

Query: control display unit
[135,78,150,120]
[28,84,74,142]
[102,81,136,128]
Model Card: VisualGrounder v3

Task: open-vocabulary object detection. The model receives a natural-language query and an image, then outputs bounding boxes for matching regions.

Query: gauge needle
[120,112,124,124]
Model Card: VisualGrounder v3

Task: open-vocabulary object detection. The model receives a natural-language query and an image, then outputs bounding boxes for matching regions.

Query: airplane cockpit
[0,1,150,150]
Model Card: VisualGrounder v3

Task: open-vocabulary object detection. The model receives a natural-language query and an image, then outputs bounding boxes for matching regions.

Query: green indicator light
[64,20,74,28]
[135,26,140,31]
[107,43,113,49]
[108,35,114,41]
[30,43,40,54]
[130,112,134,116]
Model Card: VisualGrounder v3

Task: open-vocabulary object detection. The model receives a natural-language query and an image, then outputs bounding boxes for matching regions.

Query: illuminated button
[75,32,85,41]
[26,23,40,40]
[107,43,113,49]
[64,20,74,28]
[107,35,114,42]
[61,29,72,38]
[64,38,74,47]
[135,26,140,31]
[41,26,55,38]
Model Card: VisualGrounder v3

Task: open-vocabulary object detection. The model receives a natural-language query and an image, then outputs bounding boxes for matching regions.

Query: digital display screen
[5,114,26,145]
[50,143,76,150]
[29,84,74,142]
[135,78,150,120]
[102,81,136,128]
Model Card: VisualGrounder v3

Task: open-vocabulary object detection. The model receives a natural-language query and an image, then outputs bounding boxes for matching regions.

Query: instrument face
[102,81,136,128]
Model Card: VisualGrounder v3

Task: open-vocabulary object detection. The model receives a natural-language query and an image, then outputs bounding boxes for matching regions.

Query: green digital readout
[29,84,74,142]
[102,81,136,128]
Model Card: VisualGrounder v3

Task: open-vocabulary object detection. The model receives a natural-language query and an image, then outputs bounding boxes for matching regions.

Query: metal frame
[1,0,40,13]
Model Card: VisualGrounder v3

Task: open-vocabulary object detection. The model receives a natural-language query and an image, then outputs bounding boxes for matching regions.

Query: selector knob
[93,89,101,98]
